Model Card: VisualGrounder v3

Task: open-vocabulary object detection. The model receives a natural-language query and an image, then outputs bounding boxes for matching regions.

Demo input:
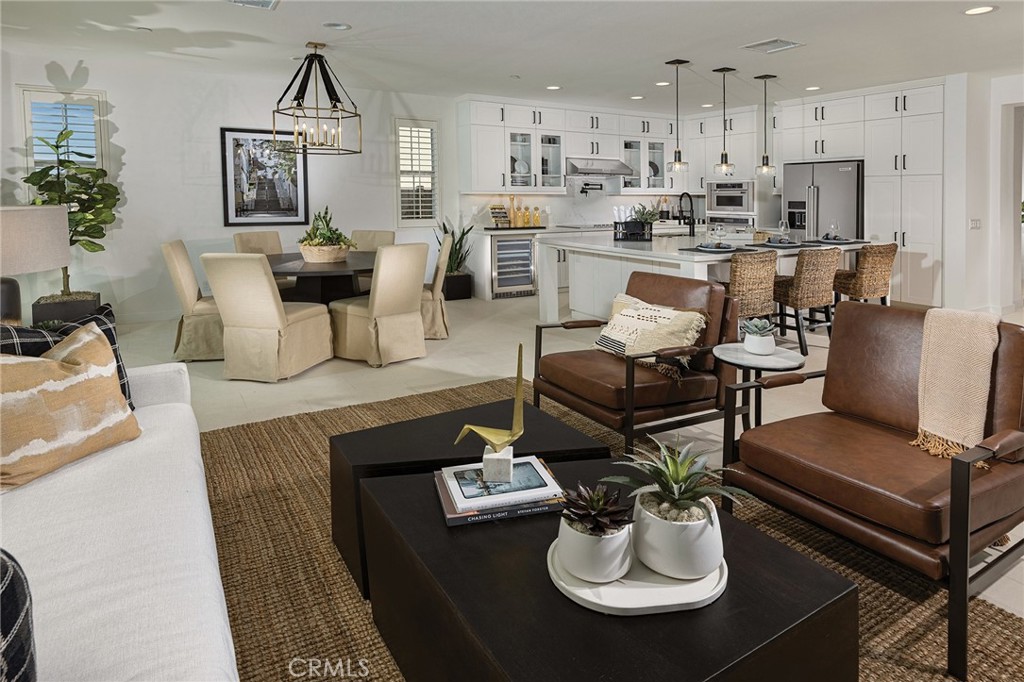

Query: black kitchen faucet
[678,192,696,237]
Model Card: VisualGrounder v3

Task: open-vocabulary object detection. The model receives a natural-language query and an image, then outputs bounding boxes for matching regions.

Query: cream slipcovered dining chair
[161,240,223,361]
[233,230,296,292]
[200,253,332,382]
[329,243,428,367]
[351,230,396,293]
[422,234,453,339]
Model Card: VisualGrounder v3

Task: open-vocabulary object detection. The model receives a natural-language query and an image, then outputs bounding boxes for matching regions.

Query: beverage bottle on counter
[508,194,516,226]
[532,206,541,227]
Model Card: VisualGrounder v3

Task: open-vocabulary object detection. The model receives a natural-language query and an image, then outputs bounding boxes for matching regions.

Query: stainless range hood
[565,157,635,176]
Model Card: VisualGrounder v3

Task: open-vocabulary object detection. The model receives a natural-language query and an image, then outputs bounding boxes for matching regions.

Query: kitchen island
[535,233,871,323]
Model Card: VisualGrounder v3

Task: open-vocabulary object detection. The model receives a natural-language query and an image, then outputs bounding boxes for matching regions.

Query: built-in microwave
[706,181,753,214]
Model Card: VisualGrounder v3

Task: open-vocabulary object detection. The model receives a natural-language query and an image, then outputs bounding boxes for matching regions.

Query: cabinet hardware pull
[894,231,898,243]
[895,155,899,171]
[596,116,600,128]
[895,96,899,112]
[500,107,504,122]
[700,176,704,189]
[669,176,673,189]
[501,173,505,187]
[903,95,907,112]
[773,115,776,129]
[538,111,542,125]
[700,121,704,135]
[590,141,594,155]
[596,141,600,154]
[590,116,594,129]
[821,139,825,155]
[532,110,536,125]
[814,106,819,122]
[533,173,537,186]
[902,154,906,171]
[902,232,906,247]
[815,139,819,155]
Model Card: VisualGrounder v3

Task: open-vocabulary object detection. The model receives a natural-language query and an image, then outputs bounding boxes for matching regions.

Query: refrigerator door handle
[807,185,819,240]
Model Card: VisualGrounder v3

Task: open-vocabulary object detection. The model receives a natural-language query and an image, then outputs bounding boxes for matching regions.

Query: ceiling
[3,1,1022,115]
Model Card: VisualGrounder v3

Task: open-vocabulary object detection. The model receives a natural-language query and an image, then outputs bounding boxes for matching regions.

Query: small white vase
[743,333,776,356]
[632,495,724,580]
[555,517,632,584]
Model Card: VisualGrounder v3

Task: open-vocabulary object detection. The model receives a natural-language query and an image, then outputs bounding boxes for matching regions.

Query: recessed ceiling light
[655,81,671,87]
[701,103,714,108]
[322,22,351,30]
[805,86,821,91]
[964,5,997,14]
[546,85,561,90]
[630,95,644,100]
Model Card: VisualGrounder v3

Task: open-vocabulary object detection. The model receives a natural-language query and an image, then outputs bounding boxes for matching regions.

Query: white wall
[989,74,1024,313]
[1,47,458,322]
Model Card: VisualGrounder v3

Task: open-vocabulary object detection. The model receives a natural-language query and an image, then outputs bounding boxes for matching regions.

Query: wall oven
[706,181,754,215]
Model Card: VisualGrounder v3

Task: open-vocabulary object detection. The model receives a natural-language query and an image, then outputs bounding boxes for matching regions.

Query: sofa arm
[126,363,191,408]
[978,429,1024,463]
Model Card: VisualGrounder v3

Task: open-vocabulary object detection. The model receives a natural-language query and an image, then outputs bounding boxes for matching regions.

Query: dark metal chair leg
[948,456,972,681]
[777,302,787,337]
[881,295,888,306]
[824,304,833,338]
[624,360,636,455]
[740,369,751,431]
[795,308,809,355]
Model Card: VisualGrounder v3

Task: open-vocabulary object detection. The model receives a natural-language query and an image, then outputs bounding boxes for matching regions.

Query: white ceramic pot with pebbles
[555,483,634,583]
[603,439,751,581]
[741,318,776,356]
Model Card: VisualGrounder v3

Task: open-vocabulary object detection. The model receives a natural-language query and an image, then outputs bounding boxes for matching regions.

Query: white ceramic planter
[555,518,632,584]
[743,333,776,356]
[632,495,724,580]
[300,244,349,263]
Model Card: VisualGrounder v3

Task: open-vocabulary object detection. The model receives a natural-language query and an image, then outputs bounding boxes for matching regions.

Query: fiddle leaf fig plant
[22,128,122,295]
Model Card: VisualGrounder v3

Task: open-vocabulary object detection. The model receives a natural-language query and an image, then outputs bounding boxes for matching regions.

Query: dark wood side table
[329,399,610,598]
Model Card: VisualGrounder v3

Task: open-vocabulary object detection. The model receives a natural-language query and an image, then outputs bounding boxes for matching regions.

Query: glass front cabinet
[620,138,667,194]
[505,129,564,192]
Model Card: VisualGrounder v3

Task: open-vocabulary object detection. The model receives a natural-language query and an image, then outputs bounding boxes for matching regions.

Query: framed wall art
[220,127,308,226]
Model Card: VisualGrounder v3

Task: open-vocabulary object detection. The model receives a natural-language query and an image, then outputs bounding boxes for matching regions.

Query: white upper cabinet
[462,101,507,126]
[864,85,944,120]
[863,118,902,176]
[621,116,671,137]
[864,112,942,176]
[503,104,564,129]
[565,110,619,134]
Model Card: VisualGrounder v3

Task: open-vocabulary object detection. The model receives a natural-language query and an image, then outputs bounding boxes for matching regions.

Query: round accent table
[713,342,806,430]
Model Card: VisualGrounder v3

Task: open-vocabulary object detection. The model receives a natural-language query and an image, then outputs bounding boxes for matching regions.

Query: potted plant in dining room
[603,439,750,580]
[297,206,356,263]
[436,217,473,300]
[555,482,635,583]
[740,318,776,355]
[21,127,122,323]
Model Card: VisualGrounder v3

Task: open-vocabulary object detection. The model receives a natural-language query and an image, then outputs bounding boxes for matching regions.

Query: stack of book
[434,455,564,527]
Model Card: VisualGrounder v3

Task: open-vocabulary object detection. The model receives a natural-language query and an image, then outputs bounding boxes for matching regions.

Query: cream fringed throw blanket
[909,308,1000,459]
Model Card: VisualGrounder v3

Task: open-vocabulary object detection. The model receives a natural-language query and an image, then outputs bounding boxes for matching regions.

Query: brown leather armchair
[722,301,1024,681]
[534,272,739,452]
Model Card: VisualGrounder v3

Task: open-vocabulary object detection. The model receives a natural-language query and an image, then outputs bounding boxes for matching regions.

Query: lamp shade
[0,205,71,276]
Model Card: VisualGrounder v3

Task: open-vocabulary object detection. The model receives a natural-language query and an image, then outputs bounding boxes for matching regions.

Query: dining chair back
[773,247,842,355]
[201,253,332,381]
[422,234,453,339]
[725,250,777,319]
[161,240,223,361]
[351,230,396,252]
[833,242,898,304]
[233,230,295,291]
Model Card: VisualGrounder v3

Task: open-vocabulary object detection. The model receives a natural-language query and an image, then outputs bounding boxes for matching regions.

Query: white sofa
[1,363,239,681]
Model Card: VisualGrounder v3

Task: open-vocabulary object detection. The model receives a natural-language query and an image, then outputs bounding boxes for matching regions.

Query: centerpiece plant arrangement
[602,439,750,580]
[555,483,635,583]
[435,217,474,300]
[740,318,776,356]
[631,201,662,226]
[297,206,356,263]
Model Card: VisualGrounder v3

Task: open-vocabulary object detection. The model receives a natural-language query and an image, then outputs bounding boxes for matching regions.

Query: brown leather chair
[534,272,738,453]
[722,302,1024,681]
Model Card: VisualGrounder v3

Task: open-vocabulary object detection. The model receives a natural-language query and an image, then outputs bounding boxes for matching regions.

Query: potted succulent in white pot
[555,482,635,583]
[603,440,750,580]
[741,318,776,355]
[298,206,356,263]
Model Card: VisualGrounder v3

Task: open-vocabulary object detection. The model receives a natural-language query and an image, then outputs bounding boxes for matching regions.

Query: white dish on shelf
[546,540,728,615]
[515,160,530,174]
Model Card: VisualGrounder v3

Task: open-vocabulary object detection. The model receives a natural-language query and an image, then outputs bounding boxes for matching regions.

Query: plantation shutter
[397,120,438,222]
[30,101,98,168]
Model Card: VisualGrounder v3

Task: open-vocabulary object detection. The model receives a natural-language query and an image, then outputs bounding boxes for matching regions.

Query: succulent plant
[741,318,776,337]
[559,482,635,536]
[602,439,750,525]
[298,206,357,247]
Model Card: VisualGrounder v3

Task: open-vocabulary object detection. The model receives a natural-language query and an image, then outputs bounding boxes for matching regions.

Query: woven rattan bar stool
[833,242,898,305]
[773,247,842,355]
[724,250,778,319]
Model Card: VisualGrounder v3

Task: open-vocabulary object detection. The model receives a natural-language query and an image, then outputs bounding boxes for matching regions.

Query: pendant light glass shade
[712,67,735,176]
[754,74,776,176]
[666,59,689,172]
[272,41,362,155]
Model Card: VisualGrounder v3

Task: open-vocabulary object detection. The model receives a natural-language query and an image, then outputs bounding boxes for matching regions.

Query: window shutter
[397,122,437,222]
[30,101,98,168]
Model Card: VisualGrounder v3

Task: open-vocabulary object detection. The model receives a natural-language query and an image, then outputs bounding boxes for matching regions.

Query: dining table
[266,251,376,304]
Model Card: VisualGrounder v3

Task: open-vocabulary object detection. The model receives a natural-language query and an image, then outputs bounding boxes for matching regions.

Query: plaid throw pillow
[0,549,36,682]
[0,304,133,409]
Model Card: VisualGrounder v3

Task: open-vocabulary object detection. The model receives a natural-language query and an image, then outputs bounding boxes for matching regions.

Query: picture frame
[220,127,308,227]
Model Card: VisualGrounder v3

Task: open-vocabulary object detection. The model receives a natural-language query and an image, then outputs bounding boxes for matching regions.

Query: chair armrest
[535,320,608,381]
[756,372,807,389]
[653,345,716,360]
[125,363,191,407]
[977,429,1024,463]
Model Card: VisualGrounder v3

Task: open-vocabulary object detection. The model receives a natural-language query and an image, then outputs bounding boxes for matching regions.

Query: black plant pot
[32,292,101,325]
[442,272,473,301]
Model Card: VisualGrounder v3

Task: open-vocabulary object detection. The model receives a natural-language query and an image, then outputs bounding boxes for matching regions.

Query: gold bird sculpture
[454,343,524,451]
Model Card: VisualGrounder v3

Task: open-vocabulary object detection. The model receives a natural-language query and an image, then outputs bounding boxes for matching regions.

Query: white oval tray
[546,540,728,616]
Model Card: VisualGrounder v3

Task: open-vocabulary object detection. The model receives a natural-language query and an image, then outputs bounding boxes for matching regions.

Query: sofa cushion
[0,304,133,409]
[538,349,716,410]
[1,324,141,490]
[738,412,1024,544]
[0,549,36,682]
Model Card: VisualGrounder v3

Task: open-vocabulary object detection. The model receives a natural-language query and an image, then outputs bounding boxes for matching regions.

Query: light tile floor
[118,296,1024,617]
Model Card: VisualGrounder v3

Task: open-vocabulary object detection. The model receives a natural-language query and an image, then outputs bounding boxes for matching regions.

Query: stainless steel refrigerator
[783,161,863,241]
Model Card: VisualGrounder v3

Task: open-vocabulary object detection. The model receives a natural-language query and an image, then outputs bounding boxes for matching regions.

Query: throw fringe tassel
[992,534,1012,547]
[909,429,990,470]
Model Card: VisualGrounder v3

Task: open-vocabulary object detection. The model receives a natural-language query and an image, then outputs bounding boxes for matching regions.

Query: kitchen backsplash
[459,193,707,228]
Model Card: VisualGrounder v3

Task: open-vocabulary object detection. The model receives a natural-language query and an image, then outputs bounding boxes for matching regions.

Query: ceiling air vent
[226,0,280,9]
[742,38,804,54]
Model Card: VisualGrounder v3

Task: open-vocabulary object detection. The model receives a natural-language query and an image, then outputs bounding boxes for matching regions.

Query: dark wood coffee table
[329,400,610,598]
[362,458,858,682]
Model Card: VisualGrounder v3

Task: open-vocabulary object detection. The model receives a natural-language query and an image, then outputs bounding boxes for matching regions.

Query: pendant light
[272,41,362,155]
[666,59,690,172]
[754,74,777,176]
[712,67,735,176]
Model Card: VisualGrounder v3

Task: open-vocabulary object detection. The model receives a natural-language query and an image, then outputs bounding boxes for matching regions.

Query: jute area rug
[201,378,1024,682]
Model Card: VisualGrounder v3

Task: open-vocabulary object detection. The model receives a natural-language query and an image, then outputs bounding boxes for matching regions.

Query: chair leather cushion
[538,349,716,410]
[739,412,1024,545]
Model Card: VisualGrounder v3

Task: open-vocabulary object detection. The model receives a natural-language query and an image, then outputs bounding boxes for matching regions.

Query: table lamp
[0,205,71,324]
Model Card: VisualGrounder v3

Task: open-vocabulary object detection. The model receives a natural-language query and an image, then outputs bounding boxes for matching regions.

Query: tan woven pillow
[1,323,141,489]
